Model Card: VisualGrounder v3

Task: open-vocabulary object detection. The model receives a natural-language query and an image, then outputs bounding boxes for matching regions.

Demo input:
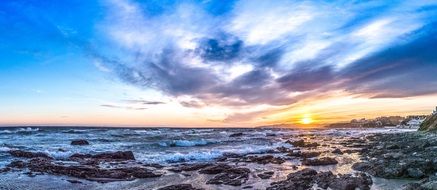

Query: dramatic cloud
[94,0,437,112]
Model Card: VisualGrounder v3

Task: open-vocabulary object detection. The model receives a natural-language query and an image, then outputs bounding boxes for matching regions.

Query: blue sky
[1,0,436,126]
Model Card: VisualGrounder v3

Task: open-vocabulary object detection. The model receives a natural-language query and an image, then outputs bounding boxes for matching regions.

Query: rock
[0,167,11,173]
[8,150,52,159]
[386,144,400,149]
[169,163,212,172]
[66,179,82,184]
[7,160,26,168]
[143,163,164,169]
[419,114,437,131]
[206,167,250,186]
[9,157,161,182]
[302,157,338,166]
[332,148,343,154]
[70,151,135,161]
[287,151,321,158]
[286,139,305,147]
[407,168,425,179]
[158,184,203,190]
[267,168,372,190]
[276,146,292,153]
[352,162,372,172]
[286,139,319,148]
[71,140,90,145]
[229,132,243,137]
[403,176,437,190]
[328,173,373,190]
[268,168,317,190]
[199,164,233,174]
[242,155,285,164]
[258,171,274,179]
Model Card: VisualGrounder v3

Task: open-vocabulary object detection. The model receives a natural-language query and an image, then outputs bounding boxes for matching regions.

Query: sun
[300,116,313,125]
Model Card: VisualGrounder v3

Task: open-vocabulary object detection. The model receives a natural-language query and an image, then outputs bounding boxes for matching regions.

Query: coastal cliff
[419,114,437,131]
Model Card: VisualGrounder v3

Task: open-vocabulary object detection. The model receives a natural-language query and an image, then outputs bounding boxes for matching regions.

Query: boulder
[199,164,233,174]
[267,169,372,190]
[332,148,343,154]
[70,151,135,161]
[229,132,244,137]
[302,157,338,166]
[206,167,250,186]
[8,150,52,159]
[71,140,90,145]
[258,171,274,179]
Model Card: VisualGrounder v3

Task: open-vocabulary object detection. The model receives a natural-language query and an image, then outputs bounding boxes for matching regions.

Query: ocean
[0,127,418,190]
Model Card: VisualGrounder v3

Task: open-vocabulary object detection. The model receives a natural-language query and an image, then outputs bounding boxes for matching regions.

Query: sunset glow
[301,116,313,125]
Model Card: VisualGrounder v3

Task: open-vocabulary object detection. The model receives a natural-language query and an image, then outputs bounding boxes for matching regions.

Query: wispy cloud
[100,104,147,110]
[92,0,437,117]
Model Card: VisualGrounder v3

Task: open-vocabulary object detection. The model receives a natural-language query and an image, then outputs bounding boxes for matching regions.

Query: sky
[0,0,437,127]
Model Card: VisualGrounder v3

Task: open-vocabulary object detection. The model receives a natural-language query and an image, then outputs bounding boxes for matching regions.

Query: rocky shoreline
[1,130,436,189]
[352,132,437,189]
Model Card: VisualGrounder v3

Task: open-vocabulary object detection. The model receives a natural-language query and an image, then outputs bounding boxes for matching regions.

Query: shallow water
[0,127,417,189]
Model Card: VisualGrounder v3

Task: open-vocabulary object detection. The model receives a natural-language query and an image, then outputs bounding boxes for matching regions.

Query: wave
[62,129,88,134]
[158,139,213,147]
[0,130,13,134]
[0,147,12,152]
[0,127,40,134]
[140,142,288,164]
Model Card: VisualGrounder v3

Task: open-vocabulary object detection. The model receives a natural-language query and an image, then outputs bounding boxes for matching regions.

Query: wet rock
[343,149,363,154]
[0,167,11,173]
[403,176,437,190]
[242,155,285,164]
[143,163,164,169]
[206,167,250,186]
[267,168,372,190]
[71,140,90,146]
[332,148,343,154]
[7,160,26,168]
[268,168,317,190]
[158,184,203,190]
[8,150,52,159]
[352,162,372,172]
[302,157,338,166]
[199,164,232,174]
[276,146,292,153]
[286,139,319,148]
[407,168,425,179]
[328,173,373,190]
[169,163,212,172]
[66,179,82,184]
[70,151,135,161]
[286,139,305,147]
[229,132,243,137]
[258,171,274,179]
[9,157,161,182]
[287,151,321,158]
